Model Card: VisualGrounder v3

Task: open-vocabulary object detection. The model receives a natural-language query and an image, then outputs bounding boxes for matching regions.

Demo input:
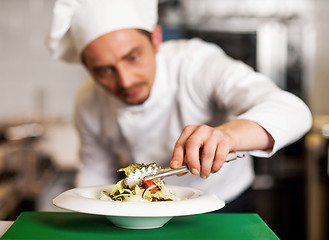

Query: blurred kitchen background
[0,0,328,239]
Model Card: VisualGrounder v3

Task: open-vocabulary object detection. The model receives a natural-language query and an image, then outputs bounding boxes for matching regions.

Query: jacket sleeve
[185,39,312,157]
[74,80,119,187]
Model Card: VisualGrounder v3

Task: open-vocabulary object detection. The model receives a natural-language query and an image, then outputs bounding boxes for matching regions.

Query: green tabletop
[1,212,279,240]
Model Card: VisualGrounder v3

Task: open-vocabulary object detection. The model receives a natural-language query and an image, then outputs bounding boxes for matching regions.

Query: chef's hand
[170,119,274,179]
[170,124,232,179]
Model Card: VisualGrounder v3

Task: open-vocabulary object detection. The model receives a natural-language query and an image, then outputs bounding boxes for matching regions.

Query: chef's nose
[117,67,134,88]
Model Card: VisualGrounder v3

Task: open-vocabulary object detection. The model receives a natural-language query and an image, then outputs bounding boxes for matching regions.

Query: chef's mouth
[118,82,149,104]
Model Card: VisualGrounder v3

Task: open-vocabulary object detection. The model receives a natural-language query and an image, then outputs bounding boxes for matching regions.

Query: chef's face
[82,26,161,105]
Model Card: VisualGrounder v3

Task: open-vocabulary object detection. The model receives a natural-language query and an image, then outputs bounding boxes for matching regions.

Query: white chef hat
[46,0,158,63]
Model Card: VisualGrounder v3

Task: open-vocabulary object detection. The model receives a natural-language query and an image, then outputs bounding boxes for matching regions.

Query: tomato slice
[142,180,157,194]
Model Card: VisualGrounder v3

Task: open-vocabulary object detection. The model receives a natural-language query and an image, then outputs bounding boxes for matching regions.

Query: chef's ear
[151,25,162,53]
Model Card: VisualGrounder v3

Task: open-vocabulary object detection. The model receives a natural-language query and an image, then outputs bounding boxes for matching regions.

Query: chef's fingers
[211,138,231,173]
[200,136,218,179]
[212,148,230,173]
[170,125,198,169]
[198,126,231,178]
[184,125,215,175]
[176,172,188,177]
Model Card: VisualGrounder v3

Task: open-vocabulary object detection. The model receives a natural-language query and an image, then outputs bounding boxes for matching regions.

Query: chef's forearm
[215,119,275,152]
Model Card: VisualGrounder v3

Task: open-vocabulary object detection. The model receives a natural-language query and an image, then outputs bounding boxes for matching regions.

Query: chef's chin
[117,90,150,105]
[123,94,150,105]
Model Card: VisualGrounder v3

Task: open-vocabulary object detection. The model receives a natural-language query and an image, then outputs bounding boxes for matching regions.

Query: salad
[99,163,182,202]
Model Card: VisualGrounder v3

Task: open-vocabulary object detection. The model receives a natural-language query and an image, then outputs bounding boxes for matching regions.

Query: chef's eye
[94,66,113,77]
[127,54,137,62]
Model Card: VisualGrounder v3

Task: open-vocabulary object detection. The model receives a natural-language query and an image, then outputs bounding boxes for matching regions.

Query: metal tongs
[143,152,245,181]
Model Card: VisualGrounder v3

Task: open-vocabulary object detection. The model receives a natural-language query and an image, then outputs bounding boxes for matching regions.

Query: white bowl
[53,184,225,229]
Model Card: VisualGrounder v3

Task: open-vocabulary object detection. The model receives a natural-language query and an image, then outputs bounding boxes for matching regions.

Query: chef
[46,0,312,210]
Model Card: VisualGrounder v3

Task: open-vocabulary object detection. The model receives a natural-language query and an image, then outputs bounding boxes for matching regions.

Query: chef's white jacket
[74,38,312,202]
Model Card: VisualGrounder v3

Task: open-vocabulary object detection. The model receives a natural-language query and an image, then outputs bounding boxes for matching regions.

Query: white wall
[0,0,88,123]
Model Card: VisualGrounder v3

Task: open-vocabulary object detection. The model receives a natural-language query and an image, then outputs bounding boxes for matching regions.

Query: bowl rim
[53,184,225,217]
